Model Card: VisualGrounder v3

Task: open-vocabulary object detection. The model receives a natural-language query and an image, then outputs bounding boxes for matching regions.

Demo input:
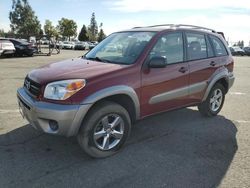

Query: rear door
[186,32,230,103]
[185,32,217,103]
[141,32,190,117]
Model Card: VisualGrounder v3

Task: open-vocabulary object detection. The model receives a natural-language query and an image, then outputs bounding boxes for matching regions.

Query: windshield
[85,31,156,65]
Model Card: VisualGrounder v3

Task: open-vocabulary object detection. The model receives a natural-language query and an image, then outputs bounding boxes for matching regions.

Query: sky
[0,0,250,45]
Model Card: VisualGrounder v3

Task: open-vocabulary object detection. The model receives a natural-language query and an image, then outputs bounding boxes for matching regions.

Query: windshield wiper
[85,57,113,64]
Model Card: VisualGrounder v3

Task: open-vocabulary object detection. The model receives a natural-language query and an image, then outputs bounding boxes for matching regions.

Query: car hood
[28,57,128,84]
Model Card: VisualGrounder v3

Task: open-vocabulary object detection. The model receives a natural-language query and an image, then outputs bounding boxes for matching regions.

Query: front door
[141,32,190,117]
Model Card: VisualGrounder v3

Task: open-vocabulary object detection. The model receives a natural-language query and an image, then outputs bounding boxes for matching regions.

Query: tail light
[228,59,234,72]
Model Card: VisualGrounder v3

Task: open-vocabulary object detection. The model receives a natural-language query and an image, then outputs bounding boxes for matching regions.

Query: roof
[119,24,222,36]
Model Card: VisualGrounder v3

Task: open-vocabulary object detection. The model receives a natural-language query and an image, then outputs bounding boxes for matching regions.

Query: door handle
[210,61,216,66]
[179,67,188,73]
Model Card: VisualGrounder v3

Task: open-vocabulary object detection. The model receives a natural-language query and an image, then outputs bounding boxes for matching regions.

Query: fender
[81,85,140,119]
[202,68,232,101]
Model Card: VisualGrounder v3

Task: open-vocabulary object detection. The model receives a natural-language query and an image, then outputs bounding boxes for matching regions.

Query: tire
[198,83,225,117]
[27,53,33,57]
[77,101,131,158]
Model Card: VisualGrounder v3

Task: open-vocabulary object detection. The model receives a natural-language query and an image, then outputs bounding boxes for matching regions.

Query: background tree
[88,12,98,41]
[239,40,244,48]
[78,24,88,41]
[4,30,15,38]
[0,29,5,37]
[97,23,106,42]
[44,20,58,38]
[9,0,41,39]
[233,41,244,48]
[57,18,77,41]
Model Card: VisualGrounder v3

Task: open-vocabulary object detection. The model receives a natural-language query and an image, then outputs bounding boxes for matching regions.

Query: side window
[149,32,184,64]
[186,33,207,61]
[206,35,214,58]
[210,35,228,56]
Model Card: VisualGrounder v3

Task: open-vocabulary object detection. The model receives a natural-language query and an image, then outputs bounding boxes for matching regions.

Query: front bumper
[17,87,91,137]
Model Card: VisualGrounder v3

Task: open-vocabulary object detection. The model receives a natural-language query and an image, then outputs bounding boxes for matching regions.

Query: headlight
[44,79,86,100]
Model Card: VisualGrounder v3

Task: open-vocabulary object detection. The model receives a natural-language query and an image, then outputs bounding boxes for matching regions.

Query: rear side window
[149,32,184,64]
[186,33,207,61]
[206,35,214,58]
[210,35,228,56]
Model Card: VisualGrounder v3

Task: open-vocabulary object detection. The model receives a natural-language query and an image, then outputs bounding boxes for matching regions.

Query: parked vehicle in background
[62,41,75,49]
[0,38,16,57]
[74,42,89,50]
[88,42,96,49]
[29,36,36,44]
[243,46,250,56]
[229,46,245,56]
[8,38,37,57]
[17,24,234,158]
[49,41,63,49]
[43,39,50,45]
[91,41,98,45]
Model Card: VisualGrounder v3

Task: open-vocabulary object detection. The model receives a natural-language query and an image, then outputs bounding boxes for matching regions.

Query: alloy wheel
[210,88,223,112]
[93,114,124,151]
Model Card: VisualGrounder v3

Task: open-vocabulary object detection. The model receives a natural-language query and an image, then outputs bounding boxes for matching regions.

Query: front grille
[24,76,41,98]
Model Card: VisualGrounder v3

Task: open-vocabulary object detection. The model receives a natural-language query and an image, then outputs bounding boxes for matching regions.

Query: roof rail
[132,24,175,29]
[174,24,216,33]
[133,24,217,33]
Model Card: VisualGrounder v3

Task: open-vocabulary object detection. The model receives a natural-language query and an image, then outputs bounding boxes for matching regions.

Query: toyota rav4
[17,24,235,158]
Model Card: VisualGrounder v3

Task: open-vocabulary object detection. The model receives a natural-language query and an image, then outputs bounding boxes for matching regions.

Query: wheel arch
[81,85,140,122]
[202,70,230,101]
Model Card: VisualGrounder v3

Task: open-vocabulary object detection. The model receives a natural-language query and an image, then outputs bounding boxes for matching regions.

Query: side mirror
[148,56,167,68]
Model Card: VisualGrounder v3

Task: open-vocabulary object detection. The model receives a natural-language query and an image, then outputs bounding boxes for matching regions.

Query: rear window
[209,35,228,56]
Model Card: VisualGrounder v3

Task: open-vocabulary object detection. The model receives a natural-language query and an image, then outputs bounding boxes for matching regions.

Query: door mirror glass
[148,56,167,68]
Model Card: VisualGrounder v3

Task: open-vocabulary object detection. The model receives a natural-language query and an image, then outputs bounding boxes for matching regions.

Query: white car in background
[0,39,16,56]
[62,41,75,49]
[74,41,90,50]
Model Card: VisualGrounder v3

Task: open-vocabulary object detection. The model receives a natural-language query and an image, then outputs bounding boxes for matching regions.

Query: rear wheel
[198,83,225,117]
[77,101,131,158]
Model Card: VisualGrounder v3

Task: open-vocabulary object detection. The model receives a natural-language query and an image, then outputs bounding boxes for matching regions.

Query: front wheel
[27,53,33,57]
[77,101,131,158]
[198,83,225,117]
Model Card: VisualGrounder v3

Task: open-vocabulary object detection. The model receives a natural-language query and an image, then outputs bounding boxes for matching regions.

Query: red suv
[17,24,234,158]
